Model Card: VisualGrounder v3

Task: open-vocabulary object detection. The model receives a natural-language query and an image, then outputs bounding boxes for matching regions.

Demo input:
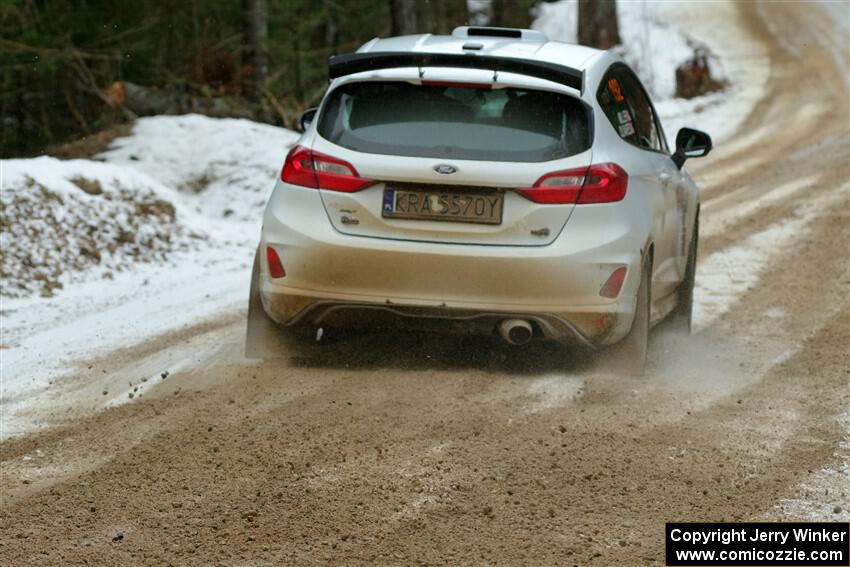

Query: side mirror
[672,127,712,169]
[299,107,318,132]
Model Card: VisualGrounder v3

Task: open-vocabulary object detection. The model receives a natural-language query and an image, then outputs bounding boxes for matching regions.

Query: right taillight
[280,145,374,193]
[517,163,628,205]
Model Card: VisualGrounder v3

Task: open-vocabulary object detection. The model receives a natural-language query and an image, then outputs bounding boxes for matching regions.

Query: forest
[2,0,596,157]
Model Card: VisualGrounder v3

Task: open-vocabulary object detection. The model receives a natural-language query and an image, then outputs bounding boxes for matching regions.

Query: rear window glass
[317,81,591,162]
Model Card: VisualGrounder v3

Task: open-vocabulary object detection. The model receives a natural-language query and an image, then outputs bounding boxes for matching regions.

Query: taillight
[517,163,628,205]
[266,246,286,278]
[280,145,374,192]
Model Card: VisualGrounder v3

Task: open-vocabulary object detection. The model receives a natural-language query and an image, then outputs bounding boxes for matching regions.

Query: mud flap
[245,248,288,359]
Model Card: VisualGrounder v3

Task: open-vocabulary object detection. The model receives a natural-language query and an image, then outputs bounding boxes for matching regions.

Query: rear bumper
[261,295,606,347]
[259,183,647,346]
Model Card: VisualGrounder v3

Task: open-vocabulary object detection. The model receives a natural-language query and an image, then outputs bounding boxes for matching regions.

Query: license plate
[382,188,504,225]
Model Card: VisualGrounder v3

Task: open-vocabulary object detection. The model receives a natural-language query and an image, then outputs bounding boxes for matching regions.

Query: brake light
[517,163,628,204]
[421,80,492,89]
[280,145,374,192]
[266,246,286,278]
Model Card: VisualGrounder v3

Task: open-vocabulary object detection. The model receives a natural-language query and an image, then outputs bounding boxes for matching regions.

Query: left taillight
[517,163,629,205]
[280,145,374,193]
[266,246,286,279]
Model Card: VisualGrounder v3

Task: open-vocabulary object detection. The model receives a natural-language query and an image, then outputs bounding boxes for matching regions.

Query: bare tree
[241,0,268,104]
[324,0,339,54]
[390,0,417,36]
[577,0,620,50]
[490,0,533,29]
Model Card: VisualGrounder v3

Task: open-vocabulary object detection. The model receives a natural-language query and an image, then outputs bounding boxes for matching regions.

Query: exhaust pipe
[498,319,534,345]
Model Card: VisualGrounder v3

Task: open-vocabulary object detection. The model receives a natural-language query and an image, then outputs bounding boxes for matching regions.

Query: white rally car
[247,26,712,370]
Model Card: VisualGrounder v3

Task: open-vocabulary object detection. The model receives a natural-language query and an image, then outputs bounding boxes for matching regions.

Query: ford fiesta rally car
[246,26,712,371]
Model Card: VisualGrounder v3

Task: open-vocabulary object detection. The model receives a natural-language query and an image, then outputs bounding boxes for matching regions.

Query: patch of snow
[0,245,251,438]
[700,174,819,237]
[816,0,850,86]
[466,0,491,26]
[693,183,849,332]
[99,114,299,225]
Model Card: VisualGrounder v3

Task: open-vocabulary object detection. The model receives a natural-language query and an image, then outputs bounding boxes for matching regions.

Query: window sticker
[607,78,624,102]
[618,122,635,137]
[617,109,632,125]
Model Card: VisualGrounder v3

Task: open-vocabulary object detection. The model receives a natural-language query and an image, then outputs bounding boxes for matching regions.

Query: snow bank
[0,115,299,300]
[1,158,207,298]
[99,114,299,223]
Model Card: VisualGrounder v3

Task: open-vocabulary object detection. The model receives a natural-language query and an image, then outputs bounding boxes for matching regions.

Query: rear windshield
[317,81,591,162]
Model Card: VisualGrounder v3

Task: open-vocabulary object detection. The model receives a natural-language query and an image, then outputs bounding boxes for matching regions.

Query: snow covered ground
[0,116,299,438]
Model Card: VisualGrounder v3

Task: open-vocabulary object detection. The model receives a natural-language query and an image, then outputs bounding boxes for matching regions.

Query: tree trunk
[241,0,268,104]
[390,0,417,36]
[324,0,339,54]
[490,0,513,27]
[490,0,533,28]
[577,0,620,50]
[113,81,255,119]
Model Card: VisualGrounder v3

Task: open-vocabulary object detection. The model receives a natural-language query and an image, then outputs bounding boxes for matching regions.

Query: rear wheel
[245,247,317,359]
[671,212,698,333]
[609,254,651,375]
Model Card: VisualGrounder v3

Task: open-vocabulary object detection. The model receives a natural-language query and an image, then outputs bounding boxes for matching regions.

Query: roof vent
[452,26,548,42]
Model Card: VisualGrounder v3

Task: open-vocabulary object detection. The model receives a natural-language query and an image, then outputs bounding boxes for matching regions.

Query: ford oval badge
[433,164,458,175]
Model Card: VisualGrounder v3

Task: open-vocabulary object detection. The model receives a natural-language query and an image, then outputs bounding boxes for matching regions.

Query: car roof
[357,27,606,74]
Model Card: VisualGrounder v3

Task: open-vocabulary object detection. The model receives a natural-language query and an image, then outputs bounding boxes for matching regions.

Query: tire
[671,211,698,334]
[245,247,316,358]
[609,254,651,375]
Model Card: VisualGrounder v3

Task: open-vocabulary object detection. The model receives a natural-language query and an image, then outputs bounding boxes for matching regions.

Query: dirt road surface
[2,2,848,565]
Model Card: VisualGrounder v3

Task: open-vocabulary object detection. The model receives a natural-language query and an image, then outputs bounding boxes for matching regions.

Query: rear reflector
[599,266,627,298]
[266,246,286,279]
[517,162,628,205]
[281,145,374,192]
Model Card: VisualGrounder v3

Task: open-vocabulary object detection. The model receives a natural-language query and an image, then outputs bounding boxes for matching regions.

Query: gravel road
[1,2,848,565]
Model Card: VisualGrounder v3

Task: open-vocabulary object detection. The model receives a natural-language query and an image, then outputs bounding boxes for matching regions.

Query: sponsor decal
[608,78,625,102]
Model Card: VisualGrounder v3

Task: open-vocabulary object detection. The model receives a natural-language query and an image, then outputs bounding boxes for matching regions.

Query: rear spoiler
[328,51,584,93]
